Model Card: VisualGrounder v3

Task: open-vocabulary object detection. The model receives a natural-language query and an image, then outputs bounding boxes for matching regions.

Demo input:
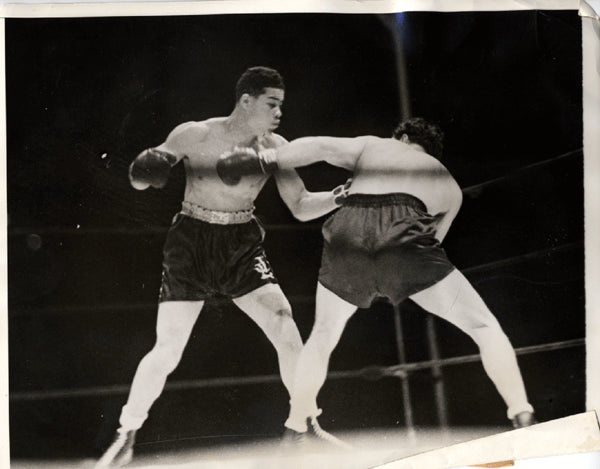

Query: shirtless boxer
[95,67,348,467]
[217,117,536,443]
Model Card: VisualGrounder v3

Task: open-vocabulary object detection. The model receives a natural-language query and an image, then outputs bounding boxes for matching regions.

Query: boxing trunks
[319,193,455,308]
[159,201,277,302]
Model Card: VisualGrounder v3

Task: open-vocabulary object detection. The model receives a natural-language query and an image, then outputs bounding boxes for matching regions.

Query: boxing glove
[129,148,177,190]
[216,147,279,186]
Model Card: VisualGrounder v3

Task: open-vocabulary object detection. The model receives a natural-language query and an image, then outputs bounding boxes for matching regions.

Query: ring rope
[6,148,582,237]
[10,241,583,318]
[10,337,584,402]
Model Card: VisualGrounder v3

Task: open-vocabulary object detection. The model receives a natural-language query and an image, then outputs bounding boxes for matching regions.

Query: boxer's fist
[129,148,176,190]
[217,147,280,186]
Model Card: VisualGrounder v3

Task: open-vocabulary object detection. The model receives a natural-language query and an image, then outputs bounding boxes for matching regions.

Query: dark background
[6,10,584,461]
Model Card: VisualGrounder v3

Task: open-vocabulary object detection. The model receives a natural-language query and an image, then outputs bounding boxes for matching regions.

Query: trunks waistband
[344,193,427,212]
[180,201,255,224]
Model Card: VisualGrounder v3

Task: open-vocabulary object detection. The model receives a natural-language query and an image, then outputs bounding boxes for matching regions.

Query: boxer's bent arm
[129,122,209,189]
[274,170,340,221]
[155,121,210,163]
[434,192,462,242]
[128,148,177,190]
[276,136,369,171]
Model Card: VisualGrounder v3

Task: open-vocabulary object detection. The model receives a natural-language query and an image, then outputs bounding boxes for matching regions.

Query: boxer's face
[245,87,284,133]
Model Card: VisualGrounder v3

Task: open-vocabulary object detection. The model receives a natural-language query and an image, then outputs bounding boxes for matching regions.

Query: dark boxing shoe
[95,429,136,468]
[512,411,537,429]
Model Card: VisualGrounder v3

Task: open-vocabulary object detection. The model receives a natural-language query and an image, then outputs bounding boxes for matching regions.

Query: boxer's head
[393,117,444,160]
[235,67,285,132]
[235,66,285,102]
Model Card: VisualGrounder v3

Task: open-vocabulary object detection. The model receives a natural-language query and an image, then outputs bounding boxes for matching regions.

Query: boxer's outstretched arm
[216,136,369,185]
[275,136,370,171]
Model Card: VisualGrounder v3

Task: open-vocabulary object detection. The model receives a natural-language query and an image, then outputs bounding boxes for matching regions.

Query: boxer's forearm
[291,190,342,221]
[275,170,349,221]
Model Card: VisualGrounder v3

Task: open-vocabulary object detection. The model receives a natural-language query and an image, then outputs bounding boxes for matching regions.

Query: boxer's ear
[240,93,252,109]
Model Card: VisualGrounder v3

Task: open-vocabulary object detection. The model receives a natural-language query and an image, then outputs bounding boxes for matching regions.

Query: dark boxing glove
[216,147,280,186]
[129,148,177,190]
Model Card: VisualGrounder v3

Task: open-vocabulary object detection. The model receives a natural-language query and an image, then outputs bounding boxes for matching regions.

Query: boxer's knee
[148,339,186,374]
[268,308,302,352]
[274,304,293,319]
[465,315,507,348]
[452,296,502,335]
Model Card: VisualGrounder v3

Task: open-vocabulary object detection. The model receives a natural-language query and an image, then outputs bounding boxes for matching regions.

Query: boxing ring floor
[11,426,503,469]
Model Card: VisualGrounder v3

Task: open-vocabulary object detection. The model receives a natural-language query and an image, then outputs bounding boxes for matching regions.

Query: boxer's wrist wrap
[258,149,280,173]
[332,178,352,206]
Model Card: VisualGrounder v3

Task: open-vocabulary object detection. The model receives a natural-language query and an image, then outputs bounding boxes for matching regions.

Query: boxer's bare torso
[156,118,284,212]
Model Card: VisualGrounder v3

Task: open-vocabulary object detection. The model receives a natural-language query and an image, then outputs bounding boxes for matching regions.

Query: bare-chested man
[95,67,348,467]
[217,117,536,444]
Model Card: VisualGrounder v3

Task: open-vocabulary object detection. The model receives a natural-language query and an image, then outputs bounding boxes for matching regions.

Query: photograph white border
[0,1,597,467]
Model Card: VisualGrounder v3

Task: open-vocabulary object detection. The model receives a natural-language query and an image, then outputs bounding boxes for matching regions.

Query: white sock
[284,418,308,433]
[118,405,147,431]
[284,407,322,433]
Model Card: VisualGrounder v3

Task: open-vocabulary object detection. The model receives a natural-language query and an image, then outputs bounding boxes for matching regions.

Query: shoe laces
[309,417,352,449]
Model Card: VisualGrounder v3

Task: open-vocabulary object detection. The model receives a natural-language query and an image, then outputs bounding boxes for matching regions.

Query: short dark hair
[235,66,285,102]
[392,117,444,160]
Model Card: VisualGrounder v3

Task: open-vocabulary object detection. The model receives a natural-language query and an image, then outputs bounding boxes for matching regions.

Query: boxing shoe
[307,415,353,449]
[281,426,308,447]
[95,429,136,468]
[282,416,352,450]
[512,411,537,428]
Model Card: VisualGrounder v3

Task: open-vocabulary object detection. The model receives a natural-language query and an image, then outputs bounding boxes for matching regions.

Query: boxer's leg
[285,283,356,435]
[233,283,303,395]
[410,269,534,425]
[95,300,203,468]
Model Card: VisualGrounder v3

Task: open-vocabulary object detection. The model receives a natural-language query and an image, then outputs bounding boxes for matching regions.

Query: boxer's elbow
[287,191,318,222]
[288,201,313,222]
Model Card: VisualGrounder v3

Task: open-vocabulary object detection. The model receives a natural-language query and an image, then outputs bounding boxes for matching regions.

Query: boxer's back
[349,137,462,215]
